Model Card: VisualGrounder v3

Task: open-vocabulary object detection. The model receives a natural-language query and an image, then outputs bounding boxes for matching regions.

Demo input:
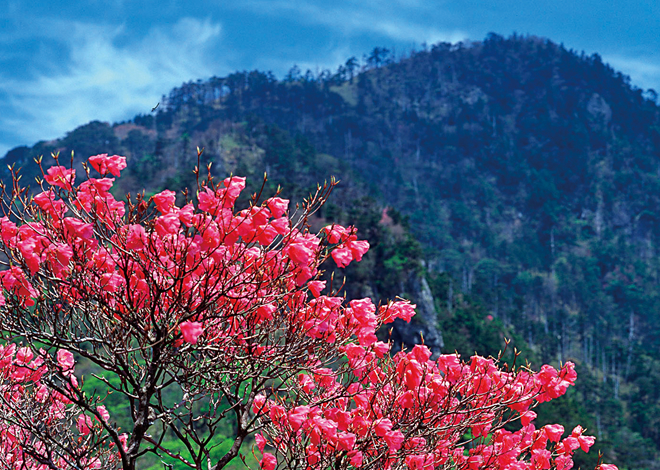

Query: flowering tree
[0,151,615,470]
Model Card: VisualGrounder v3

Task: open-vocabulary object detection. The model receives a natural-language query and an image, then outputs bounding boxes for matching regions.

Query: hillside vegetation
[5,33,660,469]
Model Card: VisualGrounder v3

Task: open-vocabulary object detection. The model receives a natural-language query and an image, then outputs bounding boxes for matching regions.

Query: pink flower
[532,449,552,470]
[406,454,434,470]
[33,191,66,220]
[374,418,393,437]
[288,242,313,266]
[57,349,75,372]
[570,425,583,436]
[125,224,147,249]
[383,430,405,451]
[17,237,41,274]
[0,217,17,244]
[373,341,391,358]
[1,266,38,306]
[348,451,363,467]
[520,410,537,426]
[337,432,356,451]
[154,213,181,237]
[79,178,115,196]
[467,455,484,470]
[44,166,75,191]
[223,176,246,201]
[255,434,267,453]
[77,414,93,435]
[178,203,195,225]
[331,246,353,268]
[266,197,289,218]
[380,300,416,323]
[396,390,415,408]
[298,373,316,393]
[96,405,110,423]
[260,453,276,470]
[45,243,74,276]
[255,303,277,323]
[287,409,307,431]
[15,347,33,365]
[252,394,268,415]
[555,455,574,470]
[558,436,580,455]
[412,344,432,363]
[560,361,578,384]
[100,273,125,293]
[307,446,321,466]
[307,280,326,298]
[544,424,564,442]
[63,217,95,242]
[88,154,127,177]
[347,239,369,262]
[271,217,289,235]
[198,187,222,215]
[86,458,102,469]
[350,298,377,328]
[323,225,349,244]
[180,321,204,344]
[152,190,177,214]
[578,434,596,453]
[570,427,595,453]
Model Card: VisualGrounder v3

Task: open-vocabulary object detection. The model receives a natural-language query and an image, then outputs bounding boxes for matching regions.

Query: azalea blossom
[0,153,614,470]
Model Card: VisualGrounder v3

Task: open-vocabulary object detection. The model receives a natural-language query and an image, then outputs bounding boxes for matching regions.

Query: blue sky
[1,0,658,157]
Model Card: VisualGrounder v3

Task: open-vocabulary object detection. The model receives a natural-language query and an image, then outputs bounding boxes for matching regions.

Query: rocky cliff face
[390,274,444,358]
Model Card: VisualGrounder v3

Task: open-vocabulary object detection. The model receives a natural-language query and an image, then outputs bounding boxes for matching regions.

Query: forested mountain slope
[5,33,660,468]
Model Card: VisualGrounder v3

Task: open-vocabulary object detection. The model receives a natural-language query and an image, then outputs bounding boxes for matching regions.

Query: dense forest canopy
[5,33,660,469]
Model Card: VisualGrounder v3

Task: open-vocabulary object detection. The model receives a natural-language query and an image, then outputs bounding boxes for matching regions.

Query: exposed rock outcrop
[390,274,444,358]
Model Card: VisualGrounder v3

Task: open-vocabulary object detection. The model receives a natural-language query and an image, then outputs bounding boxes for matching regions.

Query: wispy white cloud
[237,0,467,46]
[0,17,224,155]
[604,55,660,92]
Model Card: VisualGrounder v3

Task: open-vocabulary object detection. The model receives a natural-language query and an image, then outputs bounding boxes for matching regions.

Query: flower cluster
[0,153,617,470]
[0,343,121,468]
[253,344,607,470]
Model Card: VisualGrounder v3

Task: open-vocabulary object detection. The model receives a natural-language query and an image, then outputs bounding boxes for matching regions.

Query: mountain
[5,33,660,469]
